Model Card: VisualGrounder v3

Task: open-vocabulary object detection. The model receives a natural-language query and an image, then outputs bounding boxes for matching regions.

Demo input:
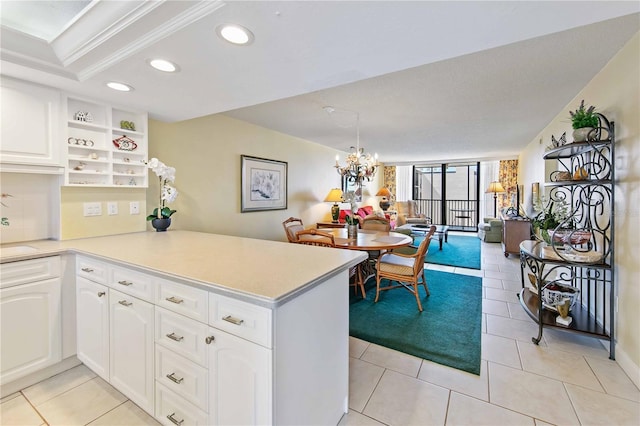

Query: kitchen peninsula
[1,231,367,425]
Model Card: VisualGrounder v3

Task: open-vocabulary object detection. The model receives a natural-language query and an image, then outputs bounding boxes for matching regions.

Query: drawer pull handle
[166,296,184,304]
[97,291,106,297]
[166,372,184,384]
[117,280,133,286]
[166,332,184,342]
[81,267,94,273]
[167,413,184,426]
[205,335,215,344]
[118,300,132,307]
[222,315,244,326]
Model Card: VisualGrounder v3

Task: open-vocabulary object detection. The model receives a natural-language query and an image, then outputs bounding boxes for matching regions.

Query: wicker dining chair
[295,229,335,246]
[374,225,436,311]
[282,217,304,243]
[295,229,367,298]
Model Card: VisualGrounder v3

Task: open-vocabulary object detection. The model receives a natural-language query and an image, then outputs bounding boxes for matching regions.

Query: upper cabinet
[0,78,63,172]
[64,95,148,187]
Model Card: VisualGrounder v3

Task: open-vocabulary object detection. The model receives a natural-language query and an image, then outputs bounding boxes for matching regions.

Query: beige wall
[518,32,640,384]
[148,114,382,242]
[60,187,147,239]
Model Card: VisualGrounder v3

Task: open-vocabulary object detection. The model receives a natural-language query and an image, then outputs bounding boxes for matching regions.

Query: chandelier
[328,108,378,183]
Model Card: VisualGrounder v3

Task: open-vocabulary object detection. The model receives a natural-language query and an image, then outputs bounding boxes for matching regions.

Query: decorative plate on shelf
[113,135,137,151]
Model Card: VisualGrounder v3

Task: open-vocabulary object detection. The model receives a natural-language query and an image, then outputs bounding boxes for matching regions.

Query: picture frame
[531,182,540,206]
[241,155,288,212]
[341,176,362,202]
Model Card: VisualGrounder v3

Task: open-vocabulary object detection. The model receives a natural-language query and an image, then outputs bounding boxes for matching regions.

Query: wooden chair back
[282,217,304,242]
[361,216,391,231]
[295,229,336,247]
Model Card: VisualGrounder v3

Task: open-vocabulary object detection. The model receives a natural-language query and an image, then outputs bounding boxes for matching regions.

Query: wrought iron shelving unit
[519,114,615,359]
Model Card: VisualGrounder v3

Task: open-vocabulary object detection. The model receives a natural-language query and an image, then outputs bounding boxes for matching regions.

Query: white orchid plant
[146,158,178,221]
[342,191,358,225]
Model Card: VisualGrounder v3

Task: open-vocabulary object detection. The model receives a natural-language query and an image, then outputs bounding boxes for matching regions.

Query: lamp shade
[485,181,506,194]
[324,188,344,203]
[375,187,391,199]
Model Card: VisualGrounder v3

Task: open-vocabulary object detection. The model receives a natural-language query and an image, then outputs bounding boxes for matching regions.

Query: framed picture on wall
[341,176,362,202]
[241,155,288,212]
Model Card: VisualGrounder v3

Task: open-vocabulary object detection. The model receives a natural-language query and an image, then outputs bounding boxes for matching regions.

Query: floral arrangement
[530,195,573,244]
[569,100,598,129]
[342,191,358,226]
[146,158,178,221]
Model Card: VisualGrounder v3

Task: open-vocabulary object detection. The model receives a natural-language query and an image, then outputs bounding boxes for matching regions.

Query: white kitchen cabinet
[206,327,272,426]
[0,78,62,169]
[109,289,154,414]
[76,277,109,381]
[0,257,61,383]
[63,95,148,187]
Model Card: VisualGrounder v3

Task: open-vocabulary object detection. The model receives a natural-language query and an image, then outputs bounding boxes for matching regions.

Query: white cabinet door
[76,277,109,380]
[109,289,154,413]
[0,278,61,383]
[0,78,61,167]
[207,327,272,425]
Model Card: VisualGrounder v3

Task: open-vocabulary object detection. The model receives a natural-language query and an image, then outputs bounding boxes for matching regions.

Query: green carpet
[349,271,482,375]
[412,235,481,270]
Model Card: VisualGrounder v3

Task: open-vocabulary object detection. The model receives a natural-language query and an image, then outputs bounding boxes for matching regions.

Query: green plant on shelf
[569,100,598,129]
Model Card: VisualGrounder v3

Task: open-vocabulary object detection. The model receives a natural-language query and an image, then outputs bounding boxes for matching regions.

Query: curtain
[395,165,412,201]
[499,160,518,213]
[383,166,396,202]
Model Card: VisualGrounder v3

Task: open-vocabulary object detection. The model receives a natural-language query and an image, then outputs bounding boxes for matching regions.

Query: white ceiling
[1,1,639,164]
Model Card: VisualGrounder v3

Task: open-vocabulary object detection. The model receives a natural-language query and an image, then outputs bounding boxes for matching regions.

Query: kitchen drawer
[110,266,156,302]
[155,306,208,367]
[155,344,208,411]
[209,293,272,348]
[155,382,209,426]
[156,279,208,323]
[77,256,108,285]
[0,256,60,288]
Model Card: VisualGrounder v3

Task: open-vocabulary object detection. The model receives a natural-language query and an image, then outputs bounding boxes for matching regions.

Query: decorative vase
[151,218,171,232]
[347,224,358,239]
[572,127,593,142]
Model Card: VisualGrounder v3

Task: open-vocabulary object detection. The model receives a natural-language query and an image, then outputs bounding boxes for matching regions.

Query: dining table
[318,228,413,297]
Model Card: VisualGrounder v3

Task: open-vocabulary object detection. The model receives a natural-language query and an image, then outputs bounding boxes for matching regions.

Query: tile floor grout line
[84,399,130,425]
[19,390,49,426]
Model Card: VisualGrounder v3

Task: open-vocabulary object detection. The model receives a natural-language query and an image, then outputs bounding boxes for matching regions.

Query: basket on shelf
[548,229,591,245]
[542,283,580,309]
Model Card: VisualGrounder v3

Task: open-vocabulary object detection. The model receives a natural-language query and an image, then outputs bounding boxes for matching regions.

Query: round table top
[321,228,412,251]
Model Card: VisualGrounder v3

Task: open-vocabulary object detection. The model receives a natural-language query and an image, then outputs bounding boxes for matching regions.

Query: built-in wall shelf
[63,95,148,187]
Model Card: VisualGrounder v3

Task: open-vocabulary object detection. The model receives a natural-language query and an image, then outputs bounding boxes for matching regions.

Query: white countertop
[0,231,367,305]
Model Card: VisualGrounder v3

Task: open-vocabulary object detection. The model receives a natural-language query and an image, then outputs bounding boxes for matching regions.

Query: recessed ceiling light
[106,82,133,92]
[216,24,254,45]
[148,59,179,73]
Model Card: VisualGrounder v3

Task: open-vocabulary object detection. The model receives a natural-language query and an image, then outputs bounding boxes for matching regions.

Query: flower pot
[151,218,171,232]
[347,224,358,239]
[572,127,593,142]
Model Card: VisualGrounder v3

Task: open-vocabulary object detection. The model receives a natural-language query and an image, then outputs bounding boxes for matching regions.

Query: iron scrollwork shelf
[519,113,615,360]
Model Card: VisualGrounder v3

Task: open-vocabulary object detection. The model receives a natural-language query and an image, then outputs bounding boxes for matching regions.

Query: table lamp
[375,187,391,211]
[485,181,506,217]
[324,188,344,223]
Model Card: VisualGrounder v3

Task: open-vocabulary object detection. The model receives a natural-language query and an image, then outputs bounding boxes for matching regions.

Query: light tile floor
[2,236,638,425]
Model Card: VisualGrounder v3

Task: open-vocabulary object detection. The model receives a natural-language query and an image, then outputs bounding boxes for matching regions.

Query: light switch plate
[83,202,102,217]
[130,201,140,215]
[107,202,118,215]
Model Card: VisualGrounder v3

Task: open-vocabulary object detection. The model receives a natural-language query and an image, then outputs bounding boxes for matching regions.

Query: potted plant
[530,196,573,245]
[569,100,599,142]
[343,191,359,238]
[146,158,178,231]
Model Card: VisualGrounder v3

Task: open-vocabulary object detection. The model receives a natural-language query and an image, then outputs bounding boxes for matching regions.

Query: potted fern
[569,100,598,142]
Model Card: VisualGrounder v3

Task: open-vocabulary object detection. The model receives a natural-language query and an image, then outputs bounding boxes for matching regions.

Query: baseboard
[613,343,640,389]
[1,356,81,398]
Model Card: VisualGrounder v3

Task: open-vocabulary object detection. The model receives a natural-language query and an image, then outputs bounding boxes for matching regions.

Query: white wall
[518,32,640,385]
[148,114,382,242]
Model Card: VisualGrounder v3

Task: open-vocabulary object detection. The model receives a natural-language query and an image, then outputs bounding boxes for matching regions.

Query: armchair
[395,201,430,227]
[477,217,503,243]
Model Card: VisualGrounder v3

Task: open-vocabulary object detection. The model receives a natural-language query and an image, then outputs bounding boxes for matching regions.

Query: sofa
[477,217,503,242]
[338,205,375,227]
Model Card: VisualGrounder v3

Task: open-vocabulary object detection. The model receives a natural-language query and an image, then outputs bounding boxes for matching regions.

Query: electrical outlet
[130,201,140,215]
[107,202,118,215]
[83,202,102,217]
